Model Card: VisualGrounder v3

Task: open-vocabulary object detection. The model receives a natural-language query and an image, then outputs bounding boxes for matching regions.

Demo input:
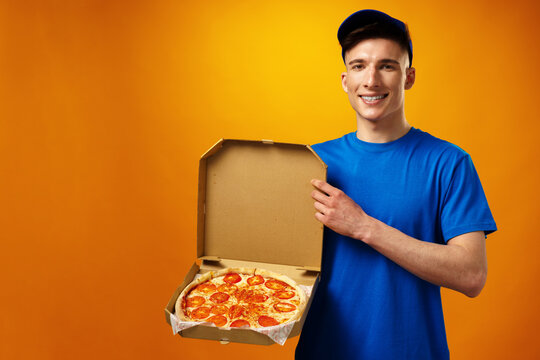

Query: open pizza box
[164,139,327,345]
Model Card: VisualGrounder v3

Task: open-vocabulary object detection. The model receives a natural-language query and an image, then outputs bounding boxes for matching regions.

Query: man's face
[341,38,415,124]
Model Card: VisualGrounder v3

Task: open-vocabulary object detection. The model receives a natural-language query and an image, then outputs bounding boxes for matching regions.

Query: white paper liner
[171,283,313,345]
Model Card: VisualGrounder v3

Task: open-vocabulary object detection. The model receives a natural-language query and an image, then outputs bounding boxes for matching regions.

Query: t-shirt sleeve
[440,154,497,242]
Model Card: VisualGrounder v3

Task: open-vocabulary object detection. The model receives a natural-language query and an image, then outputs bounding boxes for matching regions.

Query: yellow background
[1,0,539,359]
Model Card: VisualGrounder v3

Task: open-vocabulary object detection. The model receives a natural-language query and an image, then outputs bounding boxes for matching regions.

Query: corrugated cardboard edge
[305,144,326,169]
[196,139,225,259]
[164,263,200,326]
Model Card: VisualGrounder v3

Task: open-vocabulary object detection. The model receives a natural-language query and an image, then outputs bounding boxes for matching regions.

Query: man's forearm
[358,217,487,297]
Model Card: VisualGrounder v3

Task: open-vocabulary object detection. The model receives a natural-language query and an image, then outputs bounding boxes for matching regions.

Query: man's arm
[311,179,487,298]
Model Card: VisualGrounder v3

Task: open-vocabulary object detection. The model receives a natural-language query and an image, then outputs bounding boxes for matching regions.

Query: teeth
[362,95,385,101]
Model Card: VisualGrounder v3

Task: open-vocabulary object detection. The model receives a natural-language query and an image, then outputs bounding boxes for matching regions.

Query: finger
[311,179,338,196]
[314,211,326,224]
[314,201,328,215]
[311,189,330,205]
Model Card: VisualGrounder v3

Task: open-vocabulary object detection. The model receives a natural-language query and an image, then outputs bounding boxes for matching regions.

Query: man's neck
[356,115,411,143]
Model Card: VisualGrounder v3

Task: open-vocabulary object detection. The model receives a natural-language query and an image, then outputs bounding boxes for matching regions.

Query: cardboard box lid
[197,139,327,270]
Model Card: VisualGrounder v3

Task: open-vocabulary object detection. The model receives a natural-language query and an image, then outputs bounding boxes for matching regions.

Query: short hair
[340,22,412,67]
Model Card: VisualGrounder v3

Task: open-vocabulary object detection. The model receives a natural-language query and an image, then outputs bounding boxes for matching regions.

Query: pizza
[175,268,307,329]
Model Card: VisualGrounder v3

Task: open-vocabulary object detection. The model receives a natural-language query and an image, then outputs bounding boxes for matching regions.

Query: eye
[351,64,364,71]
[381,64,395,70]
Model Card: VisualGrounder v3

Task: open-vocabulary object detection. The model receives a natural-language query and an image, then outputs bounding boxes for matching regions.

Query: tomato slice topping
[258,315,279,327]
[228,305,245,319]
[247,275,264,286]
[210,292,230,304]
[210,304,228,315]
[196,282,217,293]
[191,307,211,320]
[265,279,289,290]
[230,319,250,328]
[274,290,295,299]
[247,293,268,303]
[218,283,237,293]
[274,302,296,312]
[207,315,227,327]
[223,273,241,284]
[234,289,249,302]
[247,303,264,314]
[186,296,206,307]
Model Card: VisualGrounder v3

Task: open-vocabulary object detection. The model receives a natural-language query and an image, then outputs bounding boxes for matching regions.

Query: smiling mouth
[360,94,388,102]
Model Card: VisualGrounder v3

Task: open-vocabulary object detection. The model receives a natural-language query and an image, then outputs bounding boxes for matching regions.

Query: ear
[405,67,415,90]
[341,72,348,93]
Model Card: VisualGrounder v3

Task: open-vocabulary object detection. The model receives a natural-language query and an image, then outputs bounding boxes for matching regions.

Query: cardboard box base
[165,260,320,345]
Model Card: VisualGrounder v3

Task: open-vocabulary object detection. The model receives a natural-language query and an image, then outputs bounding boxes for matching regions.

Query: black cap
[337,9,413,67]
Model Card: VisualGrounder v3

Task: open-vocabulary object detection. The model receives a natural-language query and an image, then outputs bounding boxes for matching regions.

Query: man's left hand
[310,179,370,240]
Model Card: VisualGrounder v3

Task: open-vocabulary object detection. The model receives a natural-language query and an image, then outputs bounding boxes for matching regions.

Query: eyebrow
[347,58,401,66]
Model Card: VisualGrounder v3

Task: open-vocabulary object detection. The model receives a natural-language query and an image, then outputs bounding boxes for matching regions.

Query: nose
[363,65,380,88]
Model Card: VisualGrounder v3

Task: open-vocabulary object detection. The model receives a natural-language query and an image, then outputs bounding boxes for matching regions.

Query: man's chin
[357,114,384,123]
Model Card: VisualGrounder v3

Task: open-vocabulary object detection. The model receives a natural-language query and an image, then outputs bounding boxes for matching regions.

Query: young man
[295,10,497,359]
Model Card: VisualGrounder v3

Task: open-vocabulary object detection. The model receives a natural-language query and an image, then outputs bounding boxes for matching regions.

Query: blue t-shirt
[295,128,497,360]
